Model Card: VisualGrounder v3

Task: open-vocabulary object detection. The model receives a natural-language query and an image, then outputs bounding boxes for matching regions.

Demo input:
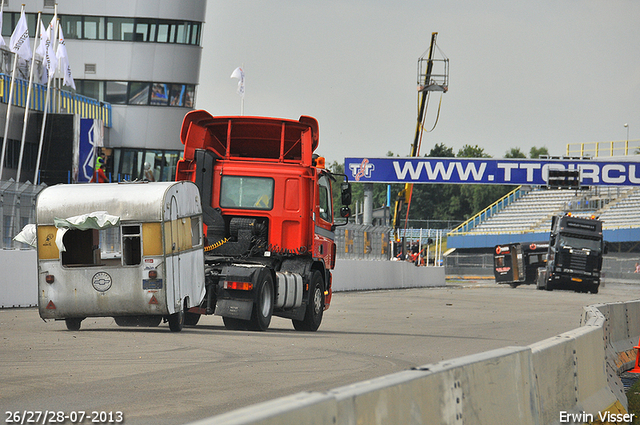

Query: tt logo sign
[349,159,375,181]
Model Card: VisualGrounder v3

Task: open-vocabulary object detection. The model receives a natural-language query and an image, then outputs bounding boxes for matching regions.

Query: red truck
[176,110,351,331]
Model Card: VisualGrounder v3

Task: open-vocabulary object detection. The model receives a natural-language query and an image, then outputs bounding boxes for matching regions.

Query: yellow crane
[392,32,449,247]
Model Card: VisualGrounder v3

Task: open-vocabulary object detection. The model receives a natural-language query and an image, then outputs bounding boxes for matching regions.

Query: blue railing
[448,185,526,235]
[0,74,112,127]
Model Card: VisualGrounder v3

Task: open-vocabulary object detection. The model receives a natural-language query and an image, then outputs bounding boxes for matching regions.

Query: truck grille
[569,253,587,271]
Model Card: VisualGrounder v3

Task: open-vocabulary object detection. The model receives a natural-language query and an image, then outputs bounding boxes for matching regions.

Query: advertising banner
[77,118,103,183]
[345,157,640,186]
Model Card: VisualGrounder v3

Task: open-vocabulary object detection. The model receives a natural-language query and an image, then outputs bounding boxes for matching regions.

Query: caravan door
[166,195,181,314]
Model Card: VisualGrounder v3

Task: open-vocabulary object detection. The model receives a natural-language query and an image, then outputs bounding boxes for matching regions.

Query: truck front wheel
[293,270,324,332]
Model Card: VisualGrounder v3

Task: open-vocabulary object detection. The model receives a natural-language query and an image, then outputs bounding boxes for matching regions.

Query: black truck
[494,242,548,288]
[536,213,604,294]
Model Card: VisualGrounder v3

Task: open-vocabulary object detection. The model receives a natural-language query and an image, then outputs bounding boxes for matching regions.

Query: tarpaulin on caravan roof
[53,211,120,230]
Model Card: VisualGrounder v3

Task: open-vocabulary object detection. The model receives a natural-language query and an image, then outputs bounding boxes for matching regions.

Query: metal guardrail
[335,224,391,260]
[566,139,640,157]
[0,181,46,249]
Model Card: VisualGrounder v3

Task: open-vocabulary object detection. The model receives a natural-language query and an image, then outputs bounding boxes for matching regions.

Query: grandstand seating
[458,186,640,235]
[468,189,575,234]
[599,189,640,229]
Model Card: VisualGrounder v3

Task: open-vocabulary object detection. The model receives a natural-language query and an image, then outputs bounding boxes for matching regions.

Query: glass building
[2,0,206,182]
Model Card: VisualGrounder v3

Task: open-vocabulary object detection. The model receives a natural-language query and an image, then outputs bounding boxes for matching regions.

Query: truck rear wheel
[184,312,201,326]
[293,270,324,332]
[223,316,246,330]
[248,269,274,331]
[115,316,162,327]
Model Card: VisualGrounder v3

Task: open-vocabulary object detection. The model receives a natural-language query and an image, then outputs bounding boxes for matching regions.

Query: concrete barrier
[0,249,37,308]
[188,299,640,425]
[332,259,445,292]
[339,347,538,425]
[0,256,445,308]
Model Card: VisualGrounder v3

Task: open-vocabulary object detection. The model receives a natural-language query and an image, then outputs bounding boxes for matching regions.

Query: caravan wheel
[65,318,83,331]
[168,302,185,332]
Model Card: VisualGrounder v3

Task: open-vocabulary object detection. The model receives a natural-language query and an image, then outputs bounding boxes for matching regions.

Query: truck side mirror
[340,206,351,218]
[341,182,352,205]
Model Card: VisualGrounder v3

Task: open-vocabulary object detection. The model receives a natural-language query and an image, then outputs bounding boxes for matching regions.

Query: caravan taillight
[45,275,55,284]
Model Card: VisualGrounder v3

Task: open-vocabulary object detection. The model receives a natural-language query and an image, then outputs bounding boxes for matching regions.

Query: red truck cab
[175,111,349,331]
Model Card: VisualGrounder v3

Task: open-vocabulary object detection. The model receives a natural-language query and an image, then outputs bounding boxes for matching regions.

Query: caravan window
[122,225,142,265]
[190,216,202,247]
[61,225,142,267]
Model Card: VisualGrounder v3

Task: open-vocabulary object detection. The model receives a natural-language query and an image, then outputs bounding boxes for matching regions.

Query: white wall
[0,250,37,308]
[332,259,445,291]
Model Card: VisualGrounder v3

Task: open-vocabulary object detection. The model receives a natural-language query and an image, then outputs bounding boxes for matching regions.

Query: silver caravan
[36,181,205,331]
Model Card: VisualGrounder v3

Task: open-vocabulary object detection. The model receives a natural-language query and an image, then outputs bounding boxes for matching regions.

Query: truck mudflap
[215,298,253,320]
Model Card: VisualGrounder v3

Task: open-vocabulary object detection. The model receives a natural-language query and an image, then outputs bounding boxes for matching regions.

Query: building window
[60,15,83,39]
[79,80,102,99]
[135,18,155,42]
[128,82,150,105]
[169,84,185,106]
[84,16,105,40]
[77,80,196,108]
[111,148,183,182]
[105,81,128,104]
[4,13,202,46]
[151,83,169,106]
[156,22,171,43]
[107,17,135,41]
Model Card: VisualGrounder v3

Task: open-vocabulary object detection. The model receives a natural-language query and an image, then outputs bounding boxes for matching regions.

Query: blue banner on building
[344,157,640,186]
[77,119,103,183]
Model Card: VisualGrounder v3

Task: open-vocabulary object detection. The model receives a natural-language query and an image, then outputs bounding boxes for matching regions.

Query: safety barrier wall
[0,249,37,307]
[332,259,445,291]
[188,299,640,425]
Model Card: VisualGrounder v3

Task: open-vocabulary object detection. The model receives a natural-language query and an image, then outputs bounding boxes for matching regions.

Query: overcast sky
[197,1,640,165]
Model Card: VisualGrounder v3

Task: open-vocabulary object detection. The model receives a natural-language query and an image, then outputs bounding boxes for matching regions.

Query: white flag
[36,20,57,83]
[10,9,31,60]
[56,27,75,90]
[230,66,245,98]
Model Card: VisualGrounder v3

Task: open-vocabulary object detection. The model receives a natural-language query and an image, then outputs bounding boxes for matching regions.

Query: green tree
[529,146,549,158]
[428,143,455,158]
[504,147,526,158]
[457,144,490,158]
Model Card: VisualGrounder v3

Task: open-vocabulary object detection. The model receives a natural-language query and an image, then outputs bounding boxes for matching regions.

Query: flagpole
[16,11,41,183]
[0,5,23,181]
[34,8,57,184]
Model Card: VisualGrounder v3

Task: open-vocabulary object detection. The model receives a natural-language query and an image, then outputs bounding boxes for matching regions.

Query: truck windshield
[220,176,274,210]
[558,234,601,253]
